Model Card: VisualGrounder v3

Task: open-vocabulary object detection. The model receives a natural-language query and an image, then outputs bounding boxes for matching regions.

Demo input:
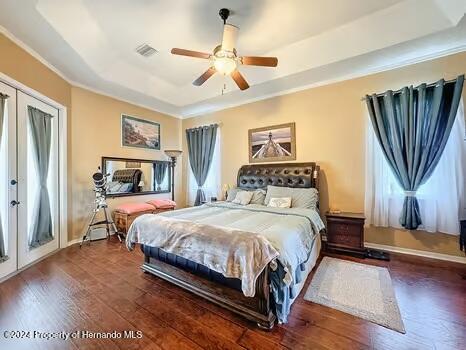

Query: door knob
[10,179,17,185]
[10,200,20,207]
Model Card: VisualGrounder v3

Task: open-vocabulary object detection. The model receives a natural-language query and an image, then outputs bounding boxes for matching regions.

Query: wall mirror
[102,157,171,197]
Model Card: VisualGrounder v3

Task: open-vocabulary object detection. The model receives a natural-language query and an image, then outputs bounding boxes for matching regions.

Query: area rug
[304,257,405,333]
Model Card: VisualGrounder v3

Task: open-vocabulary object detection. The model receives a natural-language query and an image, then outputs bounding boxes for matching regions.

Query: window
[365,100,466,234]
[187,129,221,206]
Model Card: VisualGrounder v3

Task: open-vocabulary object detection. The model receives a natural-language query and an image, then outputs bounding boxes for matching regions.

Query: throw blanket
[126,202,325,321]
[126,214,279,296]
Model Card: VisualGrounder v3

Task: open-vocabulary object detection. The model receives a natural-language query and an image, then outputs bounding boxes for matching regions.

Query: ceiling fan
[171,8,278,91]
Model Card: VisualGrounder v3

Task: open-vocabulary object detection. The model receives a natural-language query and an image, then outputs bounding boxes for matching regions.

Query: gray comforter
[126,202,325,322]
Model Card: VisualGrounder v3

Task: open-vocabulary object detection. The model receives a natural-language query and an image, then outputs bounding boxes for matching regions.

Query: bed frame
[141,162,320,329]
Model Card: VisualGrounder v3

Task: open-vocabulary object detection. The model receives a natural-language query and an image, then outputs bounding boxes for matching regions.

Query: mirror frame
[102,156,171,197]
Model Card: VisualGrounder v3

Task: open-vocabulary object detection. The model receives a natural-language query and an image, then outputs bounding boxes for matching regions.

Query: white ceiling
[0,0,465,118]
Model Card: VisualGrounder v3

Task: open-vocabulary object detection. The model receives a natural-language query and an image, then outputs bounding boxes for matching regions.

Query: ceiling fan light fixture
[212,48,237,75]
[213,56,237,75]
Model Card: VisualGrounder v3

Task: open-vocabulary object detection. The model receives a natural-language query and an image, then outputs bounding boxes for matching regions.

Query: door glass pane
[0,102,8,261]
[27,107,58,249]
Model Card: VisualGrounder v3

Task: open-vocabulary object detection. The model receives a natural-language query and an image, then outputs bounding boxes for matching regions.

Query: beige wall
[2,30,465,257]
[0,33,182,242]
[0,34,71,108]
[182,51,466,257]
[70,87,182,240]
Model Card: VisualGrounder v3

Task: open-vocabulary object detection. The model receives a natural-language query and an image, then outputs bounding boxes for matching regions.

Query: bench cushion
[146,199,176,209]
[114,202,155,215]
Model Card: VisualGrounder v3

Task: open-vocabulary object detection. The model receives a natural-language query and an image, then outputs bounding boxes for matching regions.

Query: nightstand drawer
[325,212,365,255]
[328,222,360,237]
[327,232,362,248]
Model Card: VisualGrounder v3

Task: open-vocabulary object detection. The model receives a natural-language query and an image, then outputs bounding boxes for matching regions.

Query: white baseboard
[67,228,117,247]
[67,238,81,247]
[365,242,466,264]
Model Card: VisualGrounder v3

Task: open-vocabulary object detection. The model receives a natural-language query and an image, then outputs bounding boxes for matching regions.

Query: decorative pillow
[226,187,240,202]
[107,181,122,193]
[267,197,292,208]
[226,188,266,205]
[264,185,318,209]
[232,190,254,205]
[119,183,134,193]
[249,189,266,205]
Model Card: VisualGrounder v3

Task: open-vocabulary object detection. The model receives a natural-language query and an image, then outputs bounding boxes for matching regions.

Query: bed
[127,162,323,329]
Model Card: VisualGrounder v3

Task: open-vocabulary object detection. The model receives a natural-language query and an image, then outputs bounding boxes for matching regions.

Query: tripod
[80,190,122,247]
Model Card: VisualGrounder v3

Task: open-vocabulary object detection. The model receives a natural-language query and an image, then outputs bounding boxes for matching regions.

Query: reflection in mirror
[102,157,171,197]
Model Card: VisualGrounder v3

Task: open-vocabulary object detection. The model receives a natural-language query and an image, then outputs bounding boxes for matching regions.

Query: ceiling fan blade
[193,67,216,86]
[231,69,249,90]
[171,48,211,59]
[241,56,278,67]
[221,24,239,52]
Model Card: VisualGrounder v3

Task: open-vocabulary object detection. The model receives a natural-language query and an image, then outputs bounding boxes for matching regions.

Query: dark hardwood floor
[0,239,465,350]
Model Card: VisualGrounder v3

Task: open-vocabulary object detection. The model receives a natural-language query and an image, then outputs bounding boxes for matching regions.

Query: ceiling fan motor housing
[219,8,230,23]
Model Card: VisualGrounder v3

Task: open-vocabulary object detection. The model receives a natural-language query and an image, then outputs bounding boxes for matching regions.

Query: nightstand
[325,212,366,257]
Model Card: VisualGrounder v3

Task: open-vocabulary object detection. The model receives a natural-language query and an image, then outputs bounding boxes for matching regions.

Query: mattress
[141,234,321,305]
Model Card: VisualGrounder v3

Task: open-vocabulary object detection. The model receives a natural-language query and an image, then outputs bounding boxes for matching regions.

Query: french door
[0,81,17,279]
[0,83,60,280]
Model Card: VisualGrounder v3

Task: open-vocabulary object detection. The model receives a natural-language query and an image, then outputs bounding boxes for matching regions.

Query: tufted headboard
[237,162,319,190]
[112,169,143,192]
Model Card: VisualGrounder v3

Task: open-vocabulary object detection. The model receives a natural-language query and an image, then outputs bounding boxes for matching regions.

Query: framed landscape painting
[121,114,160,150]
[248,122,296,163]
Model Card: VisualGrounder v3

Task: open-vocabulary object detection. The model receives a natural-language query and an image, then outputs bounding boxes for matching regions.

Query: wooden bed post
[255,266,276,329]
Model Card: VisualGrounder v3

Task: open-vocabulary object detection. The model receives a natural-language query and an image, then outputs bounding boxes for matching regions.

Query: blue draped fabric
[186,124,218,206]
[365,75,464,230]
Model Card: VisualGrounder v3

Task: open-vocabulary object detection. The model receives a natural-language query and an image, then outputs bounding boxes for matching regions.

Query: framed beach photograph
[121,114,160,150]
[248,122,296,163]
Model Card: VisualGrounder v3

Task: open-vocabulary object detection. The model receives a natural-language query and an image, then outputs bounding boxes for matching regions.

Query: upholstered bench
[114,200,177,235]
[146,199,177,213]
[114,203,155,235]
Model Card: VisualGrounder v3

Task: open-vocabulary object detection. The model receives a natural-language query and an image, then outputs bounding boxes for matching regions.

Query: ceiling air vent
[135,44,158,57]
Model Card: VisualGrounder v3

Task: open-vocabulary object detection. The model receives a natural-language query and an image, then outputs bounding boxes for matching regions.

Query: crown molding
[180,44,466,119]
[2,24,465,120]
[0,25,180,118]
[70,81,181,118]
[0,24,72,84]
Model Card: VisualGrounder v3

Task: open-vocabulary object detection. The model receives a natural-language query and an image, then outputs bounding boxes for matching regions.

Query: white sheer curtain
[365,99,466,235]
[187,129,221,206]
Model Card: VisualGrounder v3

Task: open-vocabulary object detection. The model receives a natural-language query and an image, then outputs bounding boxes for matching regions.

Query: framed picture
[248,122,296,163]
[121,114,160,150]
[125,161,141,168]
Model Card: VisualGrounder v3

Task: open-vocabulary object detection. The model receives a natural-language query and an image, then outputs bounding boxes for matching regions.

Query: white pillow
[267,197,292,208]
[226,187,240,201]
[227,188,266,205]
[264,186,318,209]
[232,190,254,205]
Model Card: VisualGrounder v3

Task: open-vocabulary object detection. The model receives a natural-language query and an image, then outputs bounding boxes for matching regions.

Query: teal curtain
[0,94,7,262]
[365,75,464,230]
[28,106,54,248]
[154,162,168,191]
[186,124,218,206]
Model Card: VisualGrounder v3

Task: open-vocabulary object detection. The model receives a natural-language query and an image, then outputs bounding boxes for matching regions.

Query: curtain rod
[186,122,221,131]
[360,76,463,102]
